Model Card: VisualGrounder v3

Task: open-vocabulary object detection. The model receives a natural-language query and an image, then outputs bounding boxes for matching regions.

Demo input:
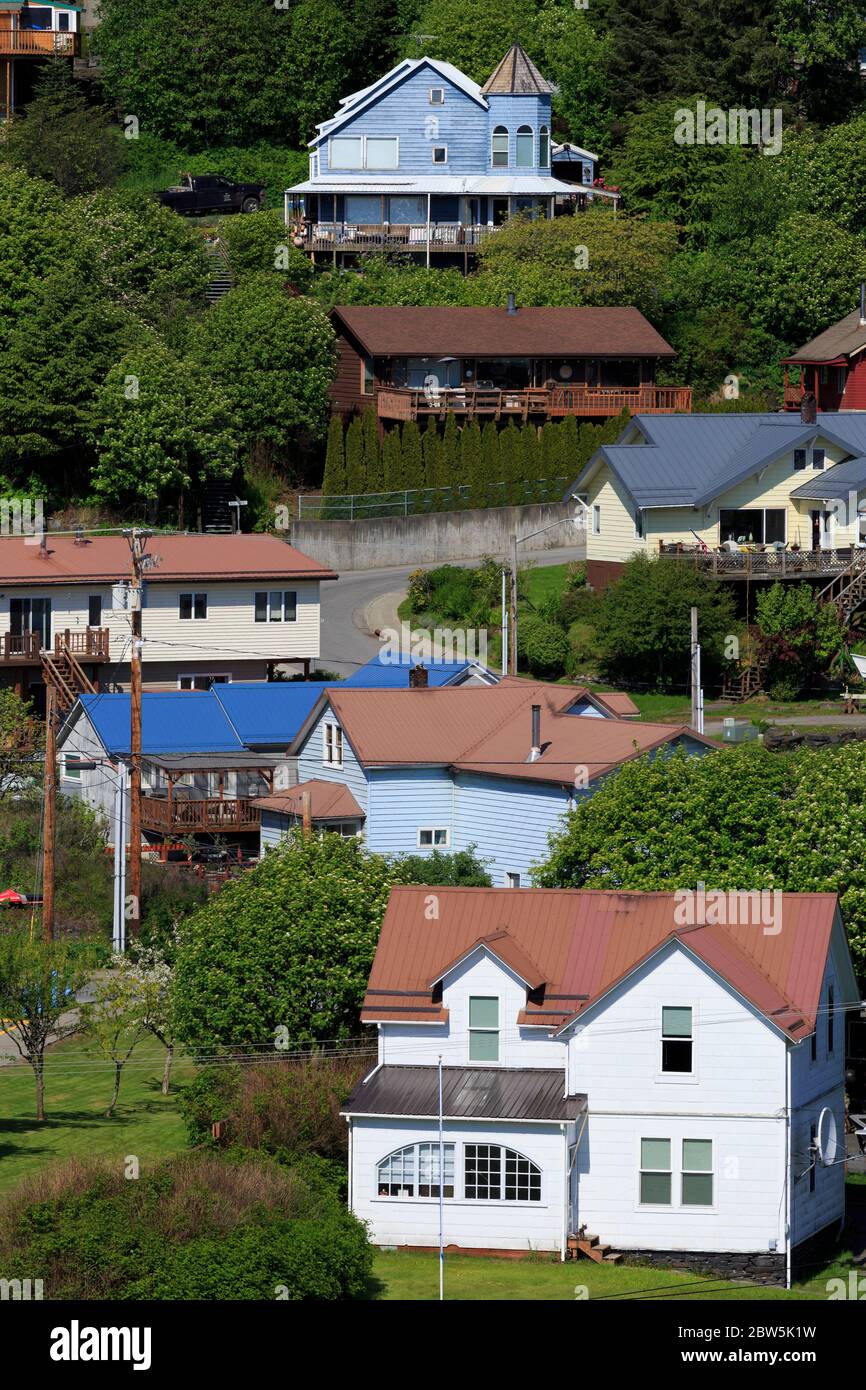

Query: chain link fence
[297,477,570,521]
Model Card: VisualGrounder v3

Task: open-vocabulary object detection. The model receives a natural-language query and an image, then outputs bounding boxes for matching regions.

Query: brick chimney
[801,391,817,425]
[409,663,429,689]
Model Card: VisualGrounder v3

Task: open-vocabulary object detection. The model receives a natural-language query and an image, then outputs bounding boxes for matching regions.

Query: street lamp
[505,501,586,676]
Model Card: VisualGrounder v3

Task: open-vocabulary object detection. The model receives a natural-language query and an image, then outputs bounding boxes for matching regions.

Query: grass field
[369,1249,853,1301]
[0,1036,193,1196]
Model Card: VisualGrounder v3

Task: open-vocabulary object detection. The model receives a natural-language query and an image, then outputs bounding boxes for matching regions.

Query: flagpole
[438,1053,444,1301]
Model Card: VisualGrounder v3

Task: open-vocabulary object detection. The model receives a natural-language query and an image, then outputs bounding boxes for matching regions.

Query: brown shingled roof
[0,534,337,586]
[481,42,556,96]
[331,306,677,360]
[251,779,363,822]
[782,308,866,365]
[361,887,840,1036]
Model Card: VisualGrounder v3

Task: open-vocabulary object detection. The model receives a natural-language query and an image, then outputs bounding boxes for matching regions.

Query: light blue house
[285,43,604,265]
[259,681,712,882]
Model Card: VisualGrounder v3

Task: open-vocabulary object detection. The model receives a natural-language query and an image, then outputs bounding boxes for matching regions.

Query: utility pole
[510,533,519,677]
[301,787,312,839]
[690,606,704,734]
[112,762,127,953]
[123,528,152,940]
[41,685,56,942]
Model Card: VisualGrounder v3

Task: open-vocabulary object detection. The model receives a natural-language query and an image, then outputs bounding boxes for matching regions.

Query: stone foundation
[622,1248,787,1286]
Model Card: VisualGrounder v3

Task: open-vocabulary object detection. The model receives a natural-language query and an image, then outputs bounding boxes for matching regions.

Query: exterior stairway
[817,551,866,624]
[200,480,241,533]
[41,645,96,716]
[205,239,234,304]
[720,659,766,703]
[567,1231,623,1265]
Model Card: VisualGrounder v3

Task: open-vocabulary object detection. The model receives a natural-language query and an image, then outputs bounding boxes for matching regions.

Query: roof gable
[311,56,487,146]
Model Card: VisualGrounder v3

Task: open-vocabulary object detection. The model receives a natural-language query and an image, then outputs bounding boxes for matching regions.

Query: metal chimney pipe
[859,280,865,326]
[506,292,517,315]
[529,704,541,761]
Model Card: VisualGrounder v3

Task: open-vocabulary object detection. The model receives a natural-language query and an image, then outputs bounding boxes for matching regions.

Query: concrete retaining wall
[289,501,584,572]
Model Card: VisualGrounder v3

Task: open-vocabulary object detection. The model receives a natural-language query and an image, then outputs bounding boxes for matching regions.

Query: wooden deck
[0,629,110,665]
[306,222,495,254]
[0,31,79,56]
[659,545,861,580]
[376,384,691,421]
[141,795,262,835]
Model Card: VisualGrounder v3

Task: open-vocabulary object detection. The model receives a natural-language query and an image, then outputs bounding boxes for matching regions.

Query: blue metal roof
[790,455,866,500]
[79,692,244,756]
[342,653,478,688]
[573,412,866,509]
[212,682,331,746]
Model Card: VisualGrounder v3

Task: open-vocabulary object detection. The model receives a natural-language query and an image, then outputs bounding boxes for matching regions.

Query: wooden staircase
[817,551,866,624]
[41,644,97,716]
[567,1232,623,1265]
[721,656,767,703]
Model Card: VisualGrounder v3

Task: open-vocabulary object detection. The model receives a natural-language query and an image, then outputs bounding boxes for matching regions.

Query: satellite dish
[815,1107,837,1166]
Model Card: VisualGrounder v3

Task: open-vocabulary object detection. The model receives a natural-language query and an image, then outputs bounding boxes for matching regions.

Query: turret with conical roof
[481,42,556,97]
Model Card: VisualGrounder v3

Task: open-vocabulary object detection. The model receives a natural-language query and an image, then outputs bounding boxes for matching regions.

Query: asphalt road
[317,543,587,677]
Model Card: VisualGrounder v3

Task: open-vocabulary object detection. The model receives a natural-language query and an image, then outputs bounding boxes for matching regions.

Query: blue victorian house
[285,43,614,266]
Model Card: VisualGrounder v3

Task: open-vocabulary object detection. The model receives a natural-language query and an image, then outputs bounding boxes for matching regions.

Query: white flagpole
[438,1053,444,1301]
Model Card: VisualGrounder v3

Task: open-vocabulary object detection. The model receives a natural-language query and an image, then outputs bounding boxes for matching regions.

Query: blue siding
[366,767,454,854]
[452,772,576,885]
[486,94,552,175]
[295,702,369,811]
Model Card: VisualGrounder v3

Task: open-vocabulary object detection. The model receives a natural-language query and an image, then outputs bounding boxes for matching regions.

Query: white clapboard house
[343,887,859,1285]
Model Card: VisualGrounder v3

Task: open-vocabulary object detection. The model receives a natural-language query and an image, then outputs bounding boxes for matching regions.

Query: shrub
[768,676,803,702]
[520,616,570,678]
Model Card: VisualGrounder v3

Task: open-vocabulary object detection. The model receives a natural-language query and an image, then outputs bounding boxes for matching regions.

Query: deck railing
[1,631,42,661]
[141,796,261,834]
[659,544,858,578]
[376,384,691,421]
[0,31,80,56]
[306,222,496,252]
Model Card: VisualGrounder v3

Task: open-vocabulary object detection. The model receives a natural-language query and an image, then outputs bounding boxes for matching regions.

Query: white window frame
[468,995,499,1063]
[417,827,449,848]
[428,87,445,105]
[680,1138,714,1208]
[431,145,448,165]
[638,1137,672,1207]
[330,134,400,171]
[539,125,550,167]
[463,1144,542,1203]
[322,721,344,767]
[515,124,535,169]
[329,135,364,169]
[592,504,601,535]
[178,592,208,621]
[492,126,509,168]
[62,753,83,781]
[375,1142,456,1200]
[254,590,298,623]
[660,1005,694,1078]
[177,673,231,690]
[505,871,521,888]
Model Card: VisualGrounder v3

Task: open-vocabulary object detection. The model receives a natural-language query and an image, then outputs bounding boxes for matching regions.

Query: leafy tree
[422,417,443,490]
[408,0,537,84]
[0,690,41,801]
[82,963,150,1117]
[481,421,501,504]
[442,413,461,501]
[533,1,614,154]
[392,847,493,886]
[172,831,402,1051]
[755,582,848,696]
[382,426,404,492]
[3,55,126,196]
[121,943,179,1094]
[217,210,314,290]
[322,415,347,496]
[519,615,570,677]
[748,214,866,346]
[0,935,91,1120]
[773,0,866,119]
[594,553,736,690]
[345,418,364,495]
[499,420,522,504]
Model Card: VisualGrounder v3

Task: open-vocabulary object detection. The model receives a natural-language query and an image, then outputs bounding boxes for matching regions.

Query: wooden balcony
[306,222,496,254]
[376,384,691,422]
[0,30,80,56]
[141,795,262,836]
[0,628,110,665]
[659,544,858,581]
[1,632,41,663]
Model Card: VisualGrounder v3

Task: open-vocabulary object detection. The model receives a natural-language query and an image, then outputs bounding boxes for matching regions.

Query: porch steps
[817,552,866,624]
[41,646,96,716]
[720,661,765,703]
[567,1232,623,1265]
[204,238,234,304]
[200,479,242,533]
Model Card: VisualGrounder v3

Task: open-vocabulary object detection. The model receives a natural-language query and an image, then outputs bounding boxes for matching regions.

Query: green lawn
[0,1036,193,1196]
[369,1249,852,1301]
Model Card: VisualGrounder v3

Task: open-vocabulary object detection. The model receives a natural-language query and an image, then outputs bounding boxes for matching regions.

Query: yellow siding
[583,466,646,564]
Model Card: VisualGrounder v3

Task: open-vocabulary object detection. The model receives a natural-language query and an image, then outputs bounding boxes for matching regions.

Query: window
[58,12,70,31]
[539,126,550,167]
[365,136,399,169]
[377,1143,455,1198]
[63,754,82,781]
[719,508,785,545]
[516,125,534,168]
[681,1139,713,1205]
[794,449,807,470]
[363,358,375,394]
[432,145,448,164]
[811,1029,817,1063]
[10,596,51,649]
[827,984,834,1055]
[254,591,297,623]
[88,595,102,628]
[178,674,230,690]
[330,136,363,169]
[809,1123,817,1193]
[634,510,644,540]
[639,1138,671,1204]
[661,1006,693,1073]
[179,593,207,621]
[812,448,825,470]
[469,996,499,1062]
[492,126,509,168]
[506,871,521,888]
[592,504,601,535]
[429,87,445,104]
[323,722,343,767]
[418,827,449,848]
[464,1145,540,1201]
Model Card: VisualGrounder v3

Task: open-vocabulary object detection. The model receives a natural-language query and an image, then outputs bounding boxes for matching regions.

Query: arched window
[539,125,550,167]
[377,1142,455,1198]
[492,125,509,168]
[464,1144,542,1201]
[516,125,534,168]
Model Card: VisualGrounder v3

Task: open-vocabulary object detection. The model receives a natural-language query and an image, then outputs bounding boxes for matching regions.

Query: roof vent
[506,292,517,315]
[528,703,541,761]
[73,525,88,547]
[801,391,817,426]
[38,533,48,559]
[409,663,429,689]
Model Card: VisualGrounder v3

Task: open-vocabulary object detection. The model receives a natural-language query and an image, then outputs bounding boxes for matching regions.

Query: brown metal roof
[481,43,556,97]
[782,308,866,364]
[0,534,337,586]
[343,1065,585,1121]
[331,306,678,360]
[251,778,363,821]
[362,887,840,1035]
[429,930,546,990]
[323,683,712,786]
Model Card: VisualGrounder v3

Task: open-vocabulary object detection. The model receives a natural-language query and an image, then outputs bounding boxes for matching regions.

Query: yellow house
[569,409,866,589]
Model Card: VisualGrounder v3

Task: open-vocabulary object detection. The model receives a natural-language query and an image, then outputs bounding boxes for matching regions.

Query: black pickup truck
[157,174,265,215]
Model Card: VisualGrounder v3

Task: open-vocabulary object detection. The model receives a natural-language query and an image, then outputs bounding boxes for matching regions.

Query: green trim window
[469,995,499,1062]
[639,1138,671,1204]
[681,1140,713,1205]
[661,1006,693,1073]
[516,126,534,168]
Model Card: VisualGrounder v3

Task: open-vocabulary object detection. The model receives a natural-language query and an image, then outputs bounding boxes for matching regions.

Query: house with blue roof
[568,407,866,593]
[285,43,614,267]
[341,652,497,689]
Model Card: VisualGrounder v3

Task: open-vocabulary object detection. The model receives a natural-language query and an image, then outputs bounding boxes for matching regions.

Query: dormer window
[492,126,509,168]
[469,996,499,1062]
[516,126,534,168]
[661,1006,693,1073]
[429,87,445,105]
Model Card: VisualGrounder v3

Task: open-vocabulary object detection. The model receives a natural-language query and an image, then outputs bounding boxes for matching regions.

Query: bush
[768,677,803,702]
[425,565,477,621]
[520,617,570,678]
[392,846,493,886]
